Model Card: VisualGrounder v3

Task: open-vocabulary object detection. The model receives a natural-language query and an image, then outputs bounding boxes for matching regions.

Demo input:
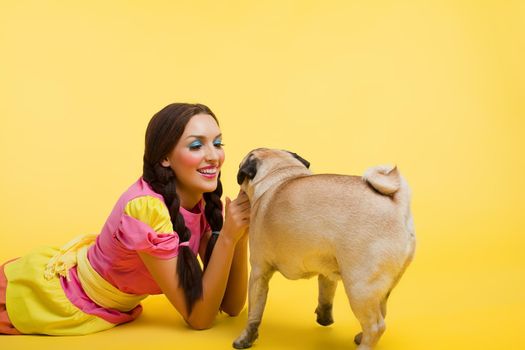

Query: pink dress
[0,177,210,334]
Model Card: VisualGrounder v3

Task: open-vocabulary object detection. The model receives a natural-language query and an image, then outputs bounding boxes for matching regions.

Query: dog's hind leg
[233,264,274,349]
[353,292,390,346]
[315,274,337,326]
[341,273,392,350]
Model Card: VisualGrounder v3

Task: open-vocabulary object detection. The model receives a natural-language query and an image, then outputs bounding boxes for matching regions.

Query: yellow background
[1,1,524,349]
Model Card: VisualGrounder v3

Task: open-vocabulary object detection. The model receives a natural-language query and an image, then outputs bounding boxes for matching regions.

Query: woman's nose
[204,144,219,162]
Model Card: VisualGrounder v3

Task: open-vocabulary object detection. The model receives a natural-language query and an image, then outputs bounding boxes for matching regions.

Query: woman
[0,103,250,335]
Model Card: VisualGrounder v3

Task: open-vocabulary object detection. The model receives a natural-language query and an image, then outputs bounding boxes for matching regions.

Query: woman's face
[162,113,225,207]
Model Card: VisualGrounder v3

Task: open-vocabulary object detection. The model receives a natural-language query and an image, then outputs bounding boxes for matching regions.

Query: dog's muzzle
[237,156,258,185]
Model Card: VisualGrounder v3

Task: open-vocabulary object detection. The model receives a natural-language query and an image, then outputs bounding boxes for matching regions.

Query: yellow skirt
[4,246,116,335]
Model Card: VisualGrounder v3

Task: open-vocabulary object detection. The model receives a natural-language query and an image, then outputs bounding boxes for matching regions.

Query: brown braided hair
[142,103,223,314]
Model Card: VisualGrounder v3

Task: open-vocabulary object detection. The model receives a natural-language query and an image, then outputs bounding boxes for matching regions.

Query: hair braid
[167,181,203,313]
[203,173,223,269]
[143,160,203,314]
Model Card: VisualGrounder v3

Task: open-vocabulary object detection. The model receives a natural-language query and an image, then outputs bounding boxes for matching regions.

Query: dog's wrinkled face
[237,148,310,188]
[237,153,259,185]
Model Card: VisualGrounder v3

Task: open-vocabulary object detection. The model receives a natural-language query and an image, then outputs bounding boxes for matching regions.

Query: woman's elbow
[185,316,214,330]
[221,304,245,317]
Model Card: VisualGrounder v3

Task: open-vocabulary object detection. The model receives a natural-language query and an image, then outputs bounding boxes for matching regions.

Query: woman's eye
[214,141,225,148]
[189,141,203,150]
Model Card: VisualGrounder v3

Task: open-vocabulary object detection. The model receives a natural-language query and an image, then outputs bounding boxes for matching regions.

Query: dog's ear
[237,156,258,185]
[288,152,310,169]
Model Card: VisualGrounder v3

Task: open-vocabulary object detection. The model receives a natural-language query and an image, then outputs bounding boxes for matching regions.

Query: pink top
[60,177,210,324]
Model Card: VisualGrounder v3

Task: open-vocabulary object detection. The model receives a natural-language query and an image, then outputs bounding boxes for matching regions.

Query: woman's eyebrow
[185,133,222,140]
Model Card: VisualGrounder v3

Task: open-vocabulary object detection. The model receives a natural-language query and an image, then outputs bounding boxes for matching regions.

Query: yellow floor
[2,228,524,350]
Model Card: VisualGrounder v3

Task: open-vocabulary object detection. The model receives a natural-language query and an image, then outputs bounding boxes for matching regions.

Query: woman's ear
[161,158,170,168]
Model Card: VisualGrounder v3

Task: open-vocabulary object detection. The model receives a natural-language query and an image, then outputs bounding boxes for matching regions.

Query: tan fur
[233,148,416,350]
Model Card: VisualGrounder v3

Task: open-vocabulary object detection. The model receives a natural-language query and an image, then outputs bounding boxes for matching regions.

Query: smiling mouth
[197,167,218,177]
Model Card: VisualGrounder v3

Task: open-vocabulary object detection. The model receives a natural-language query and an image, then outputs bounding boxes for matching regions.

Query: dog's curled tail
[363,165,412,209]
[363,165,402,195]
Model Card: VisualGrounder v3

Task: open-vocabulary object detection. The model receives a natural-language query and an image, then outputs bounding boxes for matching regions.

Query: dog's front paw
[233,337,254,349]
[233,324,259,349]
[233,332,258,349]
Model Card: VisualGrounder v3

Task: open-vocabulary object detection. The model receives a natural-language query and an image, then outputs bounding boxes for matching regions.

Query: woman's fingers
[224,196,232,214]
[223,192,251,233]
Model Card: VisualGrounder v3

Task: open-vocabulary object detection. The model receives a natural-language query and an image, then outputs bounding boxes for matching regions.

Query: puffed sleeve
[115,196,181,259]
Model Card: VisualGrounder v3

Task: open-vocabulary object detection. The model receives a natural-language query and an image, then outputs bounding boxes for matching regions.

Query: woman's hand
[221,190,250,245]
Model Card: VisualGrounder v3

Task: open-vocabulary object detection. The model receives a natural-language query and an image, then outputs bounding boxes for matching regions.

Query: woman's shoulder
[124,196,173,234]
[115,177,172,233]
[115,195,179,259]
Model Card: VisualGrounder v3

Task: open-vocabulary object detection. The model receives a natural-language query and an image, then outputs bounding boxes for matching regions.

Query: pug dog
[233,148,415,350]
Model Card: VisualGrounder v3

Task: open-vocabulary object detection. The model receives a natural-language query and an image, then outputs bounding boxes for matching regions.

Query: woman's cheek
[181,150,204,167]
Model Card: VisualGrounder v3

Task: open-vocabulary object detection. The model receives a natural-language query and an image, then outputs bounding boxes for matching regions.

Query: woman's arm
[138,192,250,330]
[220,233,248,316]
[139,234,236,329]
